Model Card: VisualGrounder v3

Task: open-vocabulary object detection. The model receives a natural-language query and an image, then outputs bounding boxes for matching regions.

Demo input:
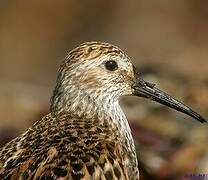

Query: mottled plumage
[0,42,139,179]
[0,41,206,180]
[0,113,137,179]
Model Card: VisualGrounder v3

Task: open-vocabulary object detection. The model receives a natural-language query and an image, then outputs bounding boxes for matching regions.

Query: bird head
[51,41,206,123]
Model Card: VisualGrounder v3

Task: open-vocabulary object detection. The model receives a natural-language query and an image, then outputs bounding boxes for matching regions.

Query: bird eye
[105,60,118,71]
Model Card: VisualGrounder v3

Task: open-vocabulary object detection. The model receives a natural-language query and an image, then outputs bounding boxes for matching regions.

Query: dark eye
[105,60,118,71]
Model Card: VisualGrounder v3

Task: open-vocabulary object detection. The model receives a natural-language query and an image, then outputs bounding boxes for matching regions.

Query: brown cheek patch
[79,69,103,89]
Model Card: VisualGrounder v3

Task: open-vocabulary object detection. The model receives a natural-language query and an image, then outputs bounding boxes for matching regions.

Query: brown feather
[0,42,139,180]
[0,113,139,179]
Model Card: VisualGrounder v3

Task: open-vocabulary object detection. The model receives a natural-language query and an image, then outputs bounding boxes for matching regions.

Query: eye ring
[105,60,118,71]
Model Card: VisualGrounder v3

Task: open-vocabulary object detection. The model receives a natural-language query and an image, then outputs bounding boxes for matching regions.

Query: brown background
[0,1,208,179]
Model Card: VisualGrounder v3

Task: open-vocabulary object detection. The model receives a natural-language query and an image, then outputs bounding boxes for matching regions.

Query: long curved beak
[132,74,207,123]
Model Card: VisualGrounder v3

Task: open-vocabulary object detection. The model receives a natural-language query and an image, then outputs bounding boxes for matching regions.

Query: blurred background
[0,1,208,179]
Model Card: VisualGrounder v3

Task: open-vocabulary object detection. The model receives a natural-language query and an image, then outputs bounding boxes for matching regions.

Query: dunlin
[0,42,206,179]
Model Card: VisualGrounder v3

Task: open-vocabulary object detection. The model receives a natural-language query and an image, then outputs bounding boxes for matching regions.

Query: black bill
[132,75,207,123]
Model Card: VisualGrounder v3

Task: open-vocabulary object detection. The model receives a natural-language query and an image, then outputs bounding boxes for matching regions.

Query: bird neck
[50,84,138,168]
[50,83,135,146]
[51,84,124,123]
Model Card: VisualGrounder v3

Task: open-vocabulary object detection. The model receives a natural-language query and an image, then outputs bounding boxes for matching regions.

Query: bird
[0,41,206,180]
